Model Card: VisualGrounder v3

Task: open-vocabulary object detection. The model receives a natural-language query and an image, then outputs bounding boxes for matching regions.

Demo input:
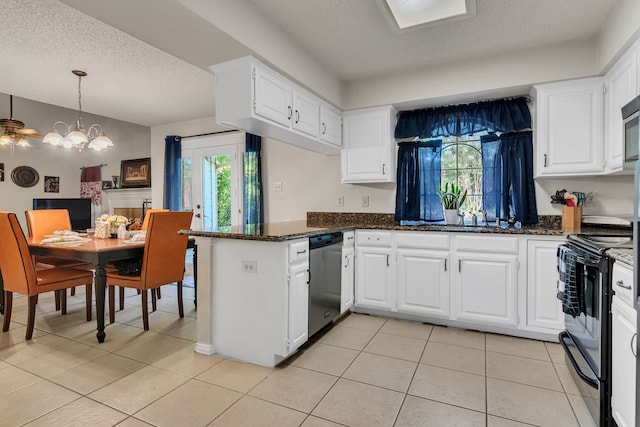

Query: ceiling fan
[0,95,42,147]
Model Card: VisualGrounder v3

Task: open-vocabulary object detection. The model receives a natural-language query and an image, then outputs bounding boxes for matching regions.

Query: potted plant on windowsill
[437,182,467,225]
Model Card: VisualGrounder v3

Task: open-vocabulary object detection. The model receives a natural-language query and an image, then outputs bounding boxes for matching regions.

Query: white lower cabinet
[353,231,569,339]
[451,253,518,327]
[355,245,394,311]
[526,239,564,331]
[341,245,355,314]
[611,262,637,427]
[287,261,309,353]
[396,248,449,318]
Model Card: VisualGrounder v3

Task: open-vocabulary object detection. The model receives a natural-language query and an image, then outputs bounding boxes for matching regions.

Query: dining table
[27,236,144,343]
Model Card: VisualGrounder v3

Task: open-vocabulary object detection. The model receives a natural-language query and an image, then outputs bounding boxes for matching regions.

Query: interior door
[182,136,243,230]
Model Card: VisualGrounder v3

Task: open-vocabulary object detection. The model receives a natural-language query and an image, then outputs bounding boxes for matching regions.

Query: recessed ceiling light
[377,0,476,33]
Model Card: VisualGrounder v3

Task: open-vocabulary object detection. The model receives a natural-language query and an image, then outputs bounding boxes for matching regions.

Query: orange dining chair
[115,208,169,309]
[107,211,192,330]
[25,209,94,309]
[0,212,95,339]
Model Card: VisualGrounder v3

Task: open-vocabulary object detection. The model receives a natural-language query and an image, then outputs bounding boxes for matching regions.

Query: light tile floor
[0,285,595,427]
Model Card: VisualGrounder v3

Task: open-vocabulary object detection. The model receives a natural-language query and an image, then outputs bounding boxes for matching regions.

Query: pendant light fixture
[42,70,114,151]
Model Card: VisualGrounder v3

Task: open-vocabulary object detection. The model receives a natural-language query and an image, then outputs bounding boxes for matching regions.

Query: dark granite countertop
[608,248,634,266]
[180,214,565,242]
[182,220,351,242]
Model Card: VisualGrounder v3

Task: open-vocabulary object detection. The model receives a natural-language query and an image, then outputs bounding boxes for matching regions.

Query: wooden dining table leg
[94,264,107,343]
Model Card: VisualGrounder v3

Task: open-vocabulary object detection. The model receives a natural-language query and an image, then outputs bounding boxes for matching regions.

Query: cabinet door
[355,246,393,311]
[341,246,355,314]
[254,66,292,127]
[320,105,342,147]
[342,106,396,183]
[611,296,637,427]
[287,262,309,353]
[452,254,518,326]
[605,47,638,172]
[292,89,320,138]
[534,77,605,176]
[396,248,449,318]
[526,240,564,331]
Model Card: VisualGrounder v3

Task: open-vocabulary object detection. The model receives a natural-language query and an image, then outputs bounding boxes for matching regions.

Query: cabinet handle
[543,154,547,167]
[287,106,292,120]
[632,333,637,358]
[386,254,390,267]
[297,249,307,255]
[307,269,310,285]
[444,259,447,271]
[295,110,300,123]
[382,163,386,175]
[344,255,349,268]
[347,236,354,240]
[616,280,632,290]
[322,123,326,135]
[458,260,461,272]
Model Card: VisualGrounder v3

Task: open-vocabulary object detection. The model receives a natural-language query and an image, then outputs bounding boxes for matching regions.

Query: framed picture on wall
[102,180,112,190]
[120,158,151,188]
[44,176,59,193]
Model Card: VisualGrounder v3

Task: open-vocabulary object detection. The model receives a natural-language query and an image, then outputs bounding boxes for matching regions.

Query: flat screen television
[32,198,92,231]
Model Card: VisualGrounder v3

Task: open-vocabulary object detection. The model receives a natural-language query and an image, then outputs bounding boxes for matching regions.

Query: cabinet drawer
[395,232,450,250]
[455,235,518,254]
[343,230,355,247]
[356,231,393,246]
[289,240,309,264]
[612,262,634,307]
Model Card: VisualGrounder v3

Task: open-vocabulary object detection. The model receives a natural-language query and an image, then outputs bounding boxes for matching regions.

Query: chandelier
[42,70,114,151]
[0,95,40,148]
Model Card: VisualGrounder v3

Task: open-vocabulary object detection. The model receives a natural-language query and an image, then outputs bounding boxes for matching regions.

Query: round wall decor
[11,166,39,188]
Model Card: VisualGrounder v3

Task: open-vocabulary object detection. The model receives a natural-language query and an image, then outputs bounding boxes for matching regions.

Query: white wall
[345,39,598,110]
[0,94,150,230]
[597,0,640,72]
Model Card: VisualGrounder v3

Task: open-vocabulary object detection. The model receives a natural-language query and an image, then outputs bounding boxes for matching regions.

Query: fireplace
[102,188,152,222]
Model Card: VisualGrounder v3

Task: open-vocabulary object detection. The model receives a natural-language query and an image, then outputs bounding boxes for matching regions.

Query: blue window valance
[394,97,531,139]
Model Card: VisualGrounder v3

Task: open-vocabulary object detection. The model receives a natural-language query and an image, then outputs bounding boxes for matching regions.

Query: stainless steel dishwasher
[308,232,343,337]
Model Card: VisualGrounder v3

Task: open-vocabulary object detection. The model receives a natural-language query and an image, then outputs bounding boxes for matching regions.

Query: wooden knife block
[562,206,582,232]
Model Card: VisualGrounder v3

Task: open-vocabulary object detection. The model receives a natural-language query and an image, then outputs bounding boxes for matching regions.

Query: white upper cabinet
[292,88,320,138]
[254,66,292,127]
[342,105,397,183]
[533,77,606,177]
[320,104,342,147]
[605,41,639,173]
[211,56,341,156]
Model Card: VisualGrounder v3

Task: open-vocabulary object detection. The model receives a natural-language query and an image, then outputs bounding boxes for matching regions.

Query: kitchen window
[440,133,484,213]
[394,97,538,224]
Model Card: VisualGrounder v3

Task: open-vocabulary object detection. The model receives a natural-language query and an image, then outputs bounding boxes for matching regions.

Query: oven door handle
[558,331,599,389]
[575,256,600,268]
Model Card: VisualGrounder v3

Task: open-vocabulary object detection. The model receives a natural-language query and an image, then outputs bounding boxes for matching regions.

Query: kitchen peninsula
[183,214,565,367]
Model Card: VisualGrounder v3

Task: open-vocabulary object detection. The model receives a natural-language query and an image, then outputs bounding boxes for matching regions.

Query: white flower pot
[443,209,460,225]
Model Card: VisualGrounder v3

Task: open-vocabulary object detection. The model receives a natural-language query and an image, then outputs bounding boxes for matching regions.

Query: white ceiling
[0,0,618,127]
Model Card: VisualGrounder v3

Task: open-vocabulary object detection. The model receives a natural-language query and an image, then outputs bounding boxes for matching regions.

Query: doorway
[181,133,244,230]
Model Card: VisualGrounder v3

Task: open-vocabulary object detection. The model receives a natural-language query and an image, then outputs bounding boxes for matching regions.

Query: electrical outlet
[337,196,344,207]
[241,260,258,273]
[362,195,369,207]
[274,181,283,192]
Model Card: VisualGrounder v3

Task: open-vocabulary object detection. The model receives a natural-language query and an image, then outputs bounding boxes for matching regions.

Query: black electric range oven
[557,232,632,426]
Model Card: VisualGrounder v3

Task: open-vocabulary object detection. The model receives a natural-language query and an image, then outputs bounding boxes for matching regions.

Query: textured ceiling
[246,0,618,80]
[0,0,619,127]
[0,0,243,126]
